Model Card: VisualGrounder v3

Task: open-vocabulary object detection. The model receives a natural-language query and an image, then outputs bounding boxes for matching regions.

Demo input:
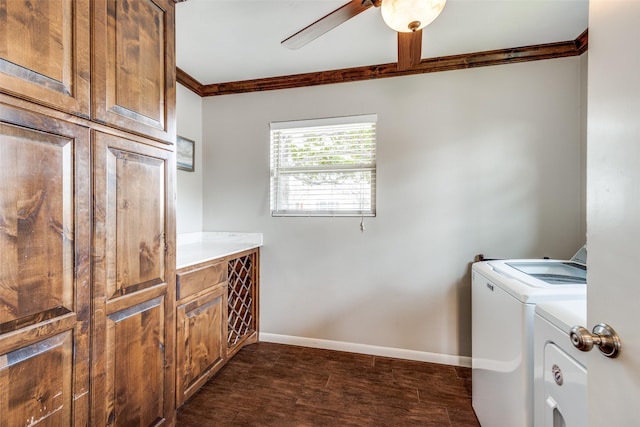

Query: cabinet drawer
[177,262,227,300]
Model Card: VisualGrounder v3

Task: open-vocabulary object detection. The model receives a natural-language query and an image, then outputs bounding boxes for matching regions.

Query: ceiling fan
[281,0,447,71]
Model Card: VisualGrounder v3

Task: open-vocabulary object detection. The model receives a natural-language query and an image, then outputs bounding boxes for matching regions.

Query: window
[270,114,377,217]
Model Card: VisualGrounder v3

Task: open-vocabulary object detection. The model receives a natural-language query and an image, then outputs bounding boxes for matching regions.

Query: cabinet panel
[94,133,168,300]
[105,297,166,426]
[0,332,73,426]
[92,0,176,143]
[176,285,227,406]
[92,131,175,426]
[0,0,90,116]
[0,104,91,425]
[0,122,74,324]
[112,149,165,297]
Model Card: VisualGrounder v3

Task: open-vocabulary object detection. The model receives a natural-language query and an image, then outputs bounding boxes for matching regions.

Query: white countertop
[176,232,263,269]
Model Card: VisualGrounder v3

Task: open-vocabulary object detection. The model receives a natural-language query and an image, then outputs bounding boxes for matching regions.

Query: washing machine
[533,299,587,427]
[472,255,586,427]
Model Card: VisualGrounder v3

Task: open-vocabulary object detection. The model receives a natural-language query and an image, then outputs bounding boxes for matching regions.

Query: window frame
[270,114,377,217]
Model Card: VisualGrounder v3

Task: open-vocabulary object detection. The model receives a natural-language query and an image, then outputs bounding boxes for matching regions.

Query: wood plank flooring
[177,342,480,426]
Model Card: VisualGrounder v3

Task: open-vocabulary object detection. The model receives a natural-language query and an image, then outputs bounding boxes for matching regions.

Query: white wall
[198,57,586,361]
[176,83,203,233]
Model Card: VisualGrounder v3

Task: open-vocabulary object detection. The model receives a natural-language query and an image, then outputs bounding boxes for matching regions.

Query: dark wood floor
[177,342,480,426]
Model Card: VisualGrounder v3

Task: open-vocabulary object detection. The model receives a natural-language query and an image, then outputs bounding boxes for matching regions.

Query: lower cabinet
[176,285,227,406]
[175,248,259,406]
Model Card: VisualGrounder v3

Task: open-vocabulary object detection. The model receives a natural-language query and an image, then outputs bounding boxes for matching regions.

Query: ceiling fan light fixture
[381,0,447,33]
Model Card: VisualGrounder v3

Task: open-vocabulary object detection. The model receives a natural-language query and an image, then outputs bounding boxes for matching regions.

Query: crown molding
[575,28,588,55]
[176,67,204,96]
[177,29,588,97]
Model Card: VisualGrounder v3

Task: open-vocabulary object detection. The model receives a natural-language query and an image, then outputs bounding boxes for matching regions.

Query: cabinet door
[0,103,91,426]
[227,250,260,357]
[176,285,227,406]
[92,0,176,144]
[0,0,90,116]
[92,131,176,426]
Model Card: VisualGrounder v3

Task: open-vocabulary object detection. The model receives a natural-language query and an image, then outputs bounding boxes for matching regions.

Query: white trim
[259,332,472,368]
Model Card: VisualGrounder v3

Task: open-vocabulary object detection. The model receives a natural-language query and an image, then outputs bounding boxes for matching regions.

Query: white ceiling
[175,0,588,85]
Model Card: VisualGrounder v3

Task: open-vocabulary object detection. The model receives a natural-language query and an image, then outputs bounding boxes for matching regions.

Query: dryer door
[543,343,587,426]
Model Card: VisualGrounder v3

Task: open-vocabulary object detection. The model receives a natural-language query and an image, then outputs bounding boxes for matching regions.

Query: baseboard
[259,332,472,368]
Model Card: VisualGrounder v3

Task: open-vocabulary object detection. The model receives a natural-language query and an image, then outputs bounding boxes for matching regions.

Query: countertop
[176,232,263,269]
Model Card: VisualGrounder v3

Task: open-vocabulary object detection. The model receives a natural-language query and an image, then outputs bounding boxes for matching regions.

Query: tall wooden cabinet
[0,103,92,426]
[1,0,177,425]
[92,132,176,425]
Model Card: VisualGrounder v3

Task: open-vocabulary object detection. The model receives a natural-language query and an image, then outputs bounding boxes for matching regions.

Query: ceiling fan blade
[397,30,423,71]
[282,0,373,50]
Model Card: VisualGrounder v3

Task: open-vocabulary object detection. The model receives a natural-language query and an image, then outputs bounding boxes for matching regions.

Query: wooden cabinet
[0,0,175,136]
[92,131,176,426]
[176,287,227,406]
[0,0,91,117]
[175,261,228,406]
[1,1,178,423]
[175,249,260,406]
[0,103,91,425]
[92,0,176,143]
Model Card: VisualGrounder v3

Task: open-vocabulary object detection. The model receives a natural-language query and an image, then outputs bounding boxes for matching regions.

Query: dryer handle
[545,397,565,427]
[569,323,621,358]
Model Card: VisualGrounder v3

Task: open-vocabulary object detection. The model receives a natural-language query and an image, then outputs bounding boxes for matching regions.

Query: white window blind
[270,114,377,217]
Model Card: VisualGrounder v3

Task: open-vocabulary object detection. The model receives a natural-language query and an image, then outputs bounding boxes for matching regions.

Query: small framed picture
[176,136,195,172]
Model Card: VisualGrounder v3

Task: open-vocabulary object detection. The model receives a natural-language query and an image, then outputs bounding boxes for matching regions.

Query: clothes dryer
[533,299,587,427]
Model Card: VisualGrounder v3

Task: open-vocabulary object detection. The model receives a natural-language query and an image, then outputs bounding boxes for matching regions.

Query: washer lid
[473,261,587,303]
[570,244,587,265]
[505,261,586,284]
[536,299,587,332]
